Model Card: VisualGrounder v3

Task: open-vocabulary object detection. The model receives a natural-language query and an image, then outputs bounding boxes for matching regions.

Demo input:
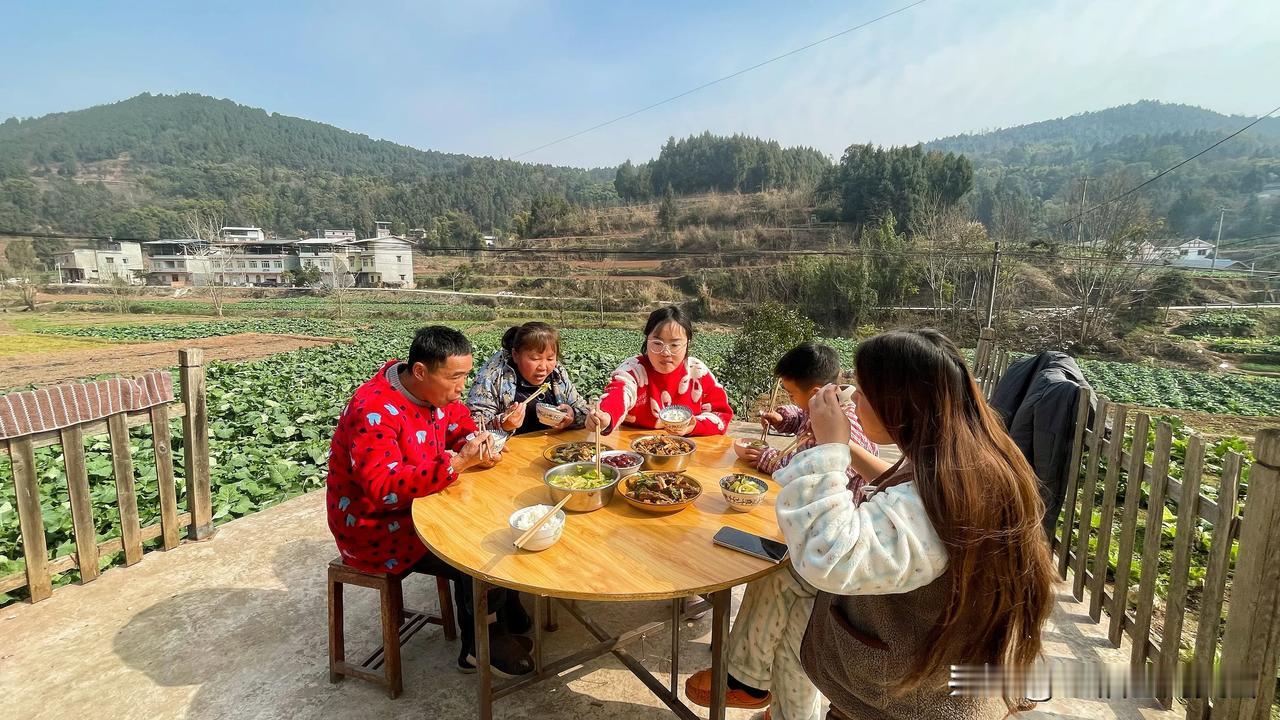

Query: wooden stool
[327,557,458,698]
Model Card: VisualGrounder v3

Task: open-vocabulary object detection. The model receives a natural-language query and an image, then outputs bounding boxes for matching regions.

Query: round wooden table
[412,428,787,720]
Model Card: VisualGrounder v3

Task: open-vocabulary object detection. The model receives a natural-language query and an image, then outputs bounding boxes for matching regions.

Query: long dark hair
[501,322,560,356]
[640,305,694,353]
[854,329,1054,701]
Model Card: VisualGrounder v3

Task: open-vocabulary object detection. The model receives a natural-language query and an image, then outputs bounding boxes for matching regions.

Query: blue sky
[2,0,1276,168]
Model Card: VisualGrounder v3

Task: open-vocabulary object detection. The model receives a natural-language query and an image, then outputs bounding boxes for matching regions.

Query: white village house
[139,223,415,288]
[141,239,216,287]
[54,240,145,284]
[1135,237,1216,263]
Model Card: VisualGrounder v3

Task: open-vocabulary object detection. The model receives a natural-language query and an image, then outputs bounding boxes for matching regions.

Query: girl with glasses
[587,305,733,436]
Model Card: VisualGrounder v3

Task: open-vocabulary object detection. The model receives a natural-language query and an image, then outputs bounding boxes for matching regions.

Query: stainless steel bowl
[542,461,621,512]
[630,435,697,472]
[595,449,644,478]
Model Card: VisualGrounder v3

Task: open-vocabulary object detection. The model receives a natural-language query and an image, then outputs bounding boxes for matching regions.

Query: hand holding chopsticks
[759,378,782,443]
[499,383,551,426]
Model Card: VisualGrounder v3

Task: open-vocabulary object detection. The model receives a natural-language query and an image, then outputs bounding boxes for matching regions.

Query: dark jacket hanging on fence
[990,352,1096,539]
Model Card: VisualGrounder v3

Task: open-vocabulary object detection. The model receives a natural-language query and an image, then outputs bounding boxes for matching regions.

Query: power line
[1212,231,1280,250]
[511,0,931,159]
[1060,102,1280,228]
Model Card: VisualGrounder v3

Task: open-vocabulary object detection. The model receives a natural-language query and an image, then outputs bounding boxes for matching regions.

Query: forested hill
[926,100,1280,160]
[0,93,615,238]
[926,101,1280,243]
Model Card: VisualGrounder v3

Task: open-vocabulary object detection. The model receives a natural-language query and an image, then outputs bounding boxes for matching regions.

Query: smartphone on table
[713,526,789,564]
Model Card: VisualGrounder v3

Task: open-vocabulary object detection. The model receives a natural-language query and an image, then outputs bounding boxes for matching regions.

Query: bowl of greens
[543,461,621,512]
[719,473,768,512]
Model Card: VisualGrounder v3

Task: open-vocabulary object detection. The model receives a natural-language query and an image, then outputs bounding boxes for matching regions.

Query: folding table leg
[670,597,681,696]
[709,589,731,720]
[474,579,493,720]
[534,594,546,676]
[543,595,559,632]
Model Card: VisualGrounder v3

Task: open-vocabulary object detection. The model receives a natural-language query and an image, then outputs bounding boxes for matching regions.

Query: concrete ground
[1,432,1186,720]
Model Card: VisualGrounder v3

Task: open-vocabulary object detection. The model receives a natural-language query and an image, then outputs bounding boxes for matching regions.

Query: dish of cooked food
[632,436,694,456]
[546,442,596,463]
[721,474,765,494]
[600,452,643,469]
[623,472,702,504]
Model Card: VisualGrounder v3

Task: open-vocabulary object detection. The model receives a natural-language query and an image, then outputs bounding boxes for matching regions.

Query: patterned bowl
[719,473,768,512]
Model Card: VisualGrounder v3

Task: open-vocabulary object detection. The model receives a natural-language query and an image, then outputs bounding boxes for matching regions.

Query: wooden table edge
[412,505,790,602]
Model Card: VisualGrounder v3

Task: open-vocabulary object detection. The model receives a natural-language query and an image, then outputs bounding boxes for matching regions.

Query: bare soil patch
[2,333,345,389]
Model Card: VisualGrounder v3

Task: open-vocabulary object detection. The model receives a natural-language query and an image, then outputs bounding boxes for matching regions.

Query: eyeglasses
[647,339,687,356]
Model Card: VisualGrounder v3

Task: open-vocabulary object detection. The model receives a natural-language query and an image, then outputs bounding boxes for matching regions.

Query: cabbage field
[2,320,1277,604]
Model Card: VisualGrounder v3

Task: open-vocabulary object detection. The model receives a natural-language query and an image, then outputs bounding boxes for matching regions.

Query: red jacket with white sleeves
[326,360,476,574]
[597,354,734,436]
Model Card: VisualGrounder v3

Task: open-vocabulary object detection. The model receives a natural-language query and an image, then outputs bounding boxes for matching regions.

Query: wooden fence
[974,327,1011,399]
[972,331,1280,719]
[1,349,214,603]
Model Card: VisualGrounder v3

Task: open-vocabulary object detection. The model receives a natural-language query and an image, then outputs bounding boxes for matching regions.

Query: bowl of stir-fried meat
[543,441,597,466]
[543,461,621,512]
[630,435,696,471]
[621,472,703,514]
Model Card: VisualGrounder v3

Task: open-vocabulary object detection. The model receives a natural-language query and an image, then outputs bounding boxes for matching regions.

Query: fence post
[974,327,996,385]
[1089,404,1128,622]
[1214,428,1280,720]
[179,348,215,541]
[1056,385,1093,579]
[1073,398,1112,600]
[8,438,52,602]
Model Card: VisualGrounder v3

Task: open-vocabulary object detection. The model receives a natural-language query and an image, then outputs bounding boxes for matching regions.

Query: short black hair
[775,342,841,388]
[408,326,472,372]
[641,305,694,351]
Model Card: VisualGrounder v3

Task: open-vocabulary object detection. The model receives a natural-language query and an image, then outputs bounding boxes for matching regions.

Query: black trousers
[411,552,517,655]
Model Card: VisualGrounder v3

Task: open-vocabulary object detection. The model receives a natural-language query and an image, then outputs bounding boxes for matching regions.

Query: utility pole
[985,240,1001,328]
[1075,177,1092,247]
[1212,206,1227,269]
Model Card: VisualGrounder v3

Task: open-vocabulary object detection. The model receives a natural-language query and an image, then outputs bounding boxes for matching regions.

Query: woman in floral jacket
[467,322,591,434]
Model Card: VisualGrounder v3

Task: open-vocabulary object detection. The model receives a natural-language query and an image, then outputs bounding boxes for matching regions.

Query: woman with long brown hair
[774,328,1055,719]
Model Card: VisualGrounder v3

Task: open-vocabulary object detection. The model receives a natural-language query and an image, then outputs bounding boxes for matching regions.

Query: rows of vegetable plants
[4,325,1276,605]
[38,318,351,342]
[1076,358,1280,416]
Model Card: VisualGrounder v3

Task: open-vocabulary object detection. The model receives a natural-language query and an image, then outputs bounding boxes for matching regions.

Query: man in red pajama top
[327,325,533,676]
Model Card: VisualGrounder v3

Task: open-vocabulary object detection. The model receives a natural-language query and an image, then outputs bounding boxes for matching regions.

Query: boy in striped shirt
[742,342,877,491]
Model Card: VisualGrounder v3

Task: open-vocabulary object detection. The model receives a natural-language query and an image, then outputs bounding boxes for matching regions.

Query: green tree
[30,237,69,270]
[514,197,572,239]
[793,255,877,333]
[285,264,321,287]
[658,184,677,233]
[862,212,918,314]
[5,241,40,271]
[719,303,816,414]
[1147,269,1193,322]
[2,242,45,310]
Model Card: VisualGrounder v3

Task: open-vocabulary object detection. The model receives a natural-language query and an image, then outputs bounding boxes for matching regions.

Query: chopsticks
[759,378,781,443]
[478,417,494,460]
[513,494,571,550]
[594,399,603,477]
[778,431,811,457]
[498,383,551,425]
